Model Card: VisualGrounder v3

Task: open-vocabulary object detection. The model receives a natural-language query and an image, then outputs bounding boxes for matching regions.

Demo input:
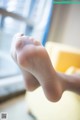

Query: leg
[14,35,64,102]
[12,35,80,102]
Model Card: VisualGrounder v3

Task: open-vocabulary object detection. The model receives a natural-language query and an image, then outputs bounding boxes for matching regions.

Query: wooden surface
[0,94,34,120]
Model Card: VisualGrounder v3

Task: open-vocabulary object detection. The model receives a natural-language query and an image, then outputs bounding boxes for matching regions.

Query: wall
[48,4,80,48]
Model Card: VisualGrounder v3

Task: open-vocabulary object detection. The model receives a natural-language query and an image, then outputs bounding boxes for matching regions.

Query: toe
[11,33,24,61]
[33,39,41,46]
[11,33,23,53]
[15,36,35,51]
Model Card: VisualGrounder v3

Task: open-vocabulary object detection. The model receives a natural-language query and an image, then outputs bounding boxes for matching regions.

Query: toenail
[21,33,24,36]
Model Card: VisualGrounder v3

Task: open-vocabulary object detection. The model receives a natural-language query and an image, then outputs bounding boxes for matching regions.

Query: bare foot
[14,35,64,102]
[11,33,40,91]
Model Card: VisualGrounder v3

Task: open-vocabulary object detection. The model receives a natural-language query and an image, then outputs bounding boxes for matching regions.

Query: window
[0,0,29,78]
[0,0,29,102]
[0,0,53,101]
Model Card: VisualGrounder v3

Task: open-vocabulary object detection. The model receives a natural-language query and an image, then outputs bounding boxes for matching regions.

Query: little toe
[33,39,41,46]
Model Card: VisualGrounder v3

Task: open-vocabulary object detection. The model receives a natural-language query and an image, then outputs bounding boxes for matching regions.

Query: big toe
[11,33,23,58]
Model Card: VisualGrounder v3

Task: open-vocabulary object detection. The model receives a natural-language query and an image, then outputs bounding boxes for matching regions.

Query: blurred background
[0,0,52,78]
[0,0,80,120]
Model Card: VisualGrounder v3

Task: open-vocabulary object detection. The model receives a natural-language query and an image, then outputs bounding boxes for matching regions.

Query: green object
[53,0,80,4]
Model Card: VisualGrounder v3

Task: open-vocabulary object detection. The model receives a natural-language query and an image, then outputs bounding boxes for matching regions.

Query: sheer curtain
[0,0,53,101]
[0,0,31,78]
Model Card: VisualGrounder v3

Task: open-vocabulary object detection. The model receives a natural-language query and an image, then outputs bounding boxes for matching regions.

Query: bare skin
[11,33,40,91]
[11,34,80,102]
